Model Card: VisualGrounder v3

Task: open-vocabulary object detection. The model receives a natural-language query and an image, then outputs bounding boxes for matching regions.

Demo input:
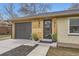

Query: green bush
[32,33,39,41]
[51,33,57,41]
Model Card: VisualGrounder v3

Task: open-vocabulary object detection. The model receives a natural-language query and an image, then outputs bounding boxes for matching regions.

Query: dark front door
[43,19,52,39]
[15,22,32,39]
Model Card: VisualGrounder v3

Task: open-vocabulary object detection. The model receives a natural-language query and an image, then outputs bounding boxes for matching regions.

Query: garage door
[15,22,32,39]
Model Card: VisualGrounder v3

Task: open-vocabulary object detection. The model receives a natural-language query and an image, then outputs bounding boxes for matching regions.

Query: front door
[43,19,52,39]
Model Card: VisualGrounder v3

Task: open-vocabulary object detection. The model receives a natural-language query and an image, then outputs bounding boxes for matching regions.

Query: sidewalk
[27,45,50,56]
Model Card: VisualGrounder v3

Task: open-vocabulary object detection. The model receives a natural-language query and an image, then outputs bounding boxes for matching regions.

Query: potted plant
[32,33,39,41]
[51,33,57,42]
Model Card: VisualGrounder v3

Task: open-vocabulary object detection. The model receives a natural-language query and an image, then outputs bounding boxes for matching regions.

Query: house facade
[11,9,79,48]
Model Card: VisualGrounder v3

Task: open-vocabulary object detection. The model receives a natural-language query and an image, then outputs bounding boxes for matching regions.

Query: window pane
[45,21,51,28]
[70,19,79,33]
[70,26,79,33]
[70,19,79,26]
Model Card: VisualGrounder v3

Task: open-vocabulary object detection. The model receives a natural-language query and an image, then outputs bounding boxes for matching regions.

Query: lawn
[0,35,11,41]
[47,47,79,56]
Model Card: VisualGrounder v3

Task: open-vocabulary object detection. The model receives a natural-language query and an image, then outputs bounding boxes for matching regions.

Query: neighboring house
[11,9,79,48]
[0,20,12,34]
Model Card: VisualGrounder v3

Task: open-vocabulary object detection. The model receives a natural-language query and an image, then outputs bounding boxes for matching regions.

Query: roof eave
[11,12,79,22]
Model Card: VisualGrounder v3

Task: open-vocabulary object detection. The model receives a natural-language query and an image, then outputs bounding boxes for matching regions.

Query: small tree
[4,3,19,19]
[19,3,51,16]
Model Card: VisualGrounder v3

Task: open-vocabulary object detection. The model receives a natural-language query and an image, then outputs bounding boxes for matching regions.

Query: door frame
[43,19,52,39]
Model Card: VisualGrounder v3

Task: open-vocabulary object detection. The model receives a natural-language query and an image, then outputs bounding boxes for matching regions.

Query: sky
[0,3,72,20]
[51,3,72,11]
[0,3,72,11]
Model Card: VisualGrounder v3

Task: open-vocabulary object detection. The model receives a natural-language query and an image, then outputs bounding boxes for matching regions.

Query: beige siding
[57,17,79,44]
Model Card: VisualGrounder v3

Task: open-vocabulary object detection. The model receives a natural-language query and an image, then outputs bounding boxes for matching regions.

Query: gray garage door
[15,22,32,39]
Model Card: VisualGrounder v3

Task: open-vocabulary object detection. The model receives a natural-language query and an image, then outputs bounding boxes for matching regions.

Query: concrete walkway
[27,45,50,56]
[0,39,35,54]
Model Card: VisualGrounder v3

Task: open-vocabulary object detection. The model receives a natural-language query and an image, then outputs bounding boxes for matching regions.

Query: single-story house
[11,9,79,48]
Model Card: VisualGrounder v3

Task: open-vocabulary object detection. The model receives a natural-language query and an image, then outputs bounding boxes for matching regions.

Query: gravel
[46,47,79,56]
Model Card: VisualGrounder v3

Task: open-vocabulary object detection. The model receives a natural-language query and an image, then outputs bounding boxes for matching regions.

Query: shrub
[32,33,39,41]
[51,33,57,41]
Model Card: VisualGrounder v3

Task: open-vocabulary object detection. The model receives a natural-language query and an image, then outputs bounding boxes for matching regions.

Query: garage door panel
[15,22,32,39]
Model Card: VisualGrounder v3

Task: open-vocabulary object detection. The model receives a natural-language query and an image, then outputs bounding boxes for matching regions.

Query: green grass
[0,35,11,41]
[47,47,79,56]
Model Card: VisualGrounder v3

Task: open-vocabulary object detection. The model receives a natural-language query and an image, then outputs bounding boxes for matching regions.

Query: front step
[40,39,52,43]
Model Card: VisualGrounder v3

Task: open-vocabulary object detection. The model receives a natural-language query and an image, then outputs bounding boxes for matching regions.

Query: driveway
[0,39,36,54]
[0,39,57,56]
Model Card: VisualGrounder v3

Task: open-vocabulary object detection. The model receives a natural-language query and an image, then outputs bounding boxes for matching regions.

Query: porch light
[39,21,40,28]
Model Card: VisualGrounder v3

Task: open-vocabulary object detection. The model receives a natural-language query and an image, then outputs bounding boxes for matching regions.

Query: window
[69,18,79,34]
[45,21,51,28]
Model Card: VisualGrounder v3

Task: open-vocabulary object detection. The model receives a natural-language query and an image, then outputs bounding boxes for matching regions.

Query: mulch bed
[46,46,79,56]
[0,44,38,56]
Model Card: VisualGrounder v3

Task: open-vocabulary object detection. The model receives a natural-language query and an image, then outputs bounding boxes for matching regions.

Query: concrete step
[40,39,52,43]
[40,39,52,41]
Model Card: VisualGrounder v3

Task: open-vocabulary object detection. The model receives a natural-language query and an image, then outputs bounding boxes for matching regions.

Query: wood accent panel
[52,18,57,33]
[32,19,43,39]
[12,23,15,39]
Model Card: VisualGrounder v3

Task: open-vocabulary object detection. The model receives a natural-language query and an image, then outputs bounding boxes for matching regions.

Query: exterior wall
[0,27,8,34]
[32,19,43,39]
[12,18,55,39]
[8,27,12,34]
[0,26,11,35]
[57,17,79,45]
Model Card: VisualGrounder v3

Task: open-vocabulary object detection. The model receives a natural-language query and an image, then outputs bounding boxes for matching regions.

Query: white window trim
[68,18,79,35]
